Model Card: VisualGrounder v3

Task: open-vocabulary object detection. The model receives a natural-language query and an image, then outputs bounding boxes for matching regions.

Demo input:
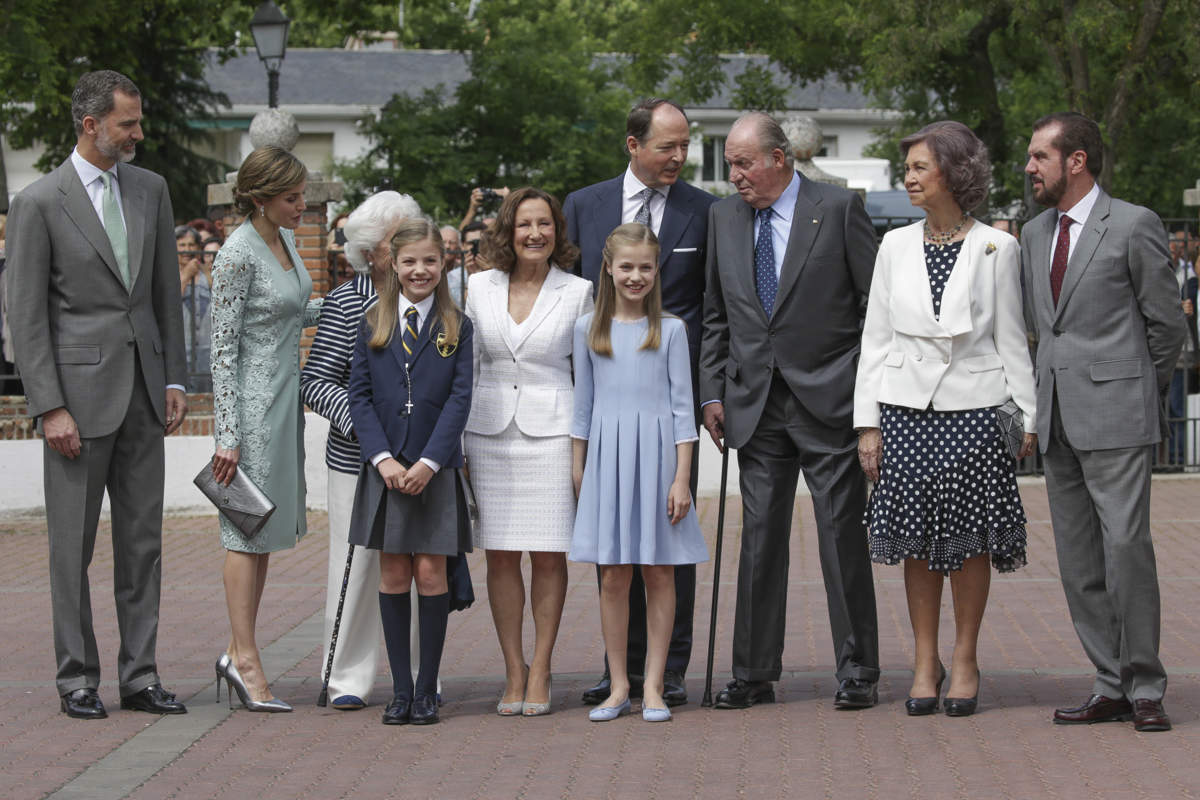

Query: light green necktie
[99,172,130,288]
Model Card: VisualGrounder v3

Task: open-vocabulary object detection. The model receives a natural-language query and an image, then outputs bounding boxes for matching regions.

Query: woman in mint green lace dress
[209,147,322,710]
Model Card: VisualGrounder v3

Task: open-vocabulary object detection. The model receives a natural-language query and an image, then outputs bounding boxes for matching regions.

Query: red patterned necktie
[1050,214,1073,306]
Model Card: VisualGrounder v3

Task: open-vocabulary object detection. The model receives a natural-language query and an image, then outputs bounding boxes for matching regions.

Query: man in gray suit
[700,112,880,709]
[7,71,189,719]
[1021,112,1183,732]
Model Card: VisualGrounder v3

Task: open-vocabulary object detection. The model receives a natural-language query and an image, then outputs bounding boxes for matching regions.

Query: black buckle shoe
[410,694,440,725]
[833,678,878,709]
[62,688,107,720]
[714,679,775,709]
[120,684,187,715]
[382,694,411,725]
[663,670,688,707]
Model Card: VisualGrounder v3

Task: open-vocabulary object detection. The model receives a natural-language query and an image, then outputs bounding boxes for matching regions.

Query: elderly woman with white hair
[301,190,421,710]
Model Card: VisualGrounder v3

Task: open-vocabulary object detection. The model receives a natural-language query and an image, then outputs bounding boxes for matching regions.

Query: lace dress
[211,222,322,553]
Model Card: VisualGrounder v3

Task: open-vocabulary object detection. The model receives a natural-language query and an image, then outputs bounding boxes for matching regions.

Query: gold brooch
[436,333,457,358]
[985,242,996,255]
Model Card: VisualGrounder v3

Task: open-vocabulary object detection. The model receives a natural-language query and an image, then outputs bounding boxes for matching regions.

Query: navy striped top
[300,274,378,474]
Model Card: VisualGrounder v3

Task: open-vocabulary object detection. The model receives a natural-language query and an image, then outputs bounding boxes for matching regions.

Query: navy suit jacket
[349,302,474,469]
[563,175,717,371]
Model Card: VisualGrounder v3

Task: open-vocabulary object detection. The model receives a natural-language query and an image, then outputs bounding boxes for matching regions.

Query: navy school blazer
[348,300,474,470]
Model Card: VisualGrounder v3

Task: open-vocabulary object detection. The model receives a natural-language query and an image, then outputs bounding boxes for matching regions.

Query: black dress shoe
[120,685,187,715]
[662,670,688,707]
[581,673,611,705]
[61,688,107,720]
[409,694,439,725]
[714,679,775,709]
[833,678,878,709]
[382,695,411,725]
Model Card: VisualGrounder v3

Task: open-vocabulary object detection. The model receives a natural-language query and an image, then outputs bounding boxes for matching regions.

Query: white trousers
[321,469,437,701]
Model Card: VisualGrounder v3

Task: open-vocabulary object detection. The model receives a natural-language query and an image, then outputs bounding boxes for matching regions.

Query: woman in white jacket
[854,121,1036,718]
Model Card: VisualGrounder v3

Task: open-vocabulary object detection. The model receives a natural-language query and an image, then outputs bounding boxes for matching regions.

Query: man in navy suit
[564,97,717,706]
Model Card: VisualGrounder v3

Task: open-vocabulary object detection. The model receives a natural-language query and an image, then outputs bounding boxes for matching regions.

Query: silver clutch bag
[995,400,1024,458]
[193,463,276,538]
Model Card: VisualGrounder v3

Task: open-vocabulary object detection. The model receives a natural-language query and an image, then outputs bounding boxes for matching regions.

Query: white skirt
[465,421,575,552]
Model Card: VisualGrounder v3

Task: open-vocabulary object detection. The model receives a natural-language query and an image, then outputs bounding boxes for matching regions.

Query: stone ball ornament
[249,109,300,152]
[781,115,823,161]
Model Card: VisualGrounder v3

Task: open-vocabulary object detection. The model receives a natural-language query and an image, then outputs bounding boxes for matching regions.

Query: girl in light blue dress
[569,223,707,723]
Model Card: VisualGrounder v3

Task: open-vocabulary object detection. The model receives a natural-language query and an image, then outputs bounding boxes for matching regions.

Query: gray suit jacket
[1020,188,1184,451]
[6,159,186,437]
[700,175,877,448]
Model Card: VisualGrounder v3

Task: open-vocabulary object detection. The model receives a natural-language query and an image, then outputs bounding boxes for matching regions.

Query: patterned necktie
[1050,214,1073,306]
[100,172,131,288]
[634,187,654,228]
[755,207,777,314]
[401,306,419,358]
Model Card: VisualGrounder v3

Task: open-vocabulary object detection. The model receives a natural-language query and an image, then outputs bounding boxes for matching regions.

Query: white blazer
[854,220,1036,431]
[464,266,594,437]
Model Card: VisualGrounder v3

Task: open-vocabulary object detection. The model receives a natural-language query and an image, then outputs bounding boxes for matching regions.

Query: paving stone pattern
[1,479,1198,799]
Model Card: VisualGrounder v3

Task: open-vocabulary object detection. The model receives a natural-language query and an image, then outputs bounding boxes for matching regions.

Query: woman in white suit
[464,187,594,716]
[854,121,1036,718]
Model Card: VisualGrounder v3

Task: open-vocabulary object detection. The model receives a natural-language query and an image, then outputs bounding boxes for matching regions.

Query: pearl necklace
[924,214,970,247]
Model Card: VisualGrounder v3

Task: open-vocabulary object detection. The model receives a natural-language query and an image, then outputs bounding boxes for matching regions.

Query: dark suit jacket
[349,302,474,469]
[563,175,717,370]
[700,175,877,448]
[6,159,186,436]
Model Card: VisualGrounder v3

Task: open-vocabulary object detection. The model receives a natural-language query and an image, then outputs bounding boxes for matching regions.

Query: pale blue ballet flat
[642,705,671,722]
[588,698,631,722]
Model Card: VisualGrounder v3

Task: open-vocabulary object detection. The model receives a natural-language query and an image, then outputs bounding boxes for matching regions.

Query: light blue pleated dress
[568,314,708,566]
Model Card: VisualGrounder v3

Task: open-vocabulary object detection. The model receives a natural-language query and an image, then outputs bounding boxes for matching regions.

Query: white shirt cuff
[419,457,441,473]
[370,451,391,468]
[166,384,185,393]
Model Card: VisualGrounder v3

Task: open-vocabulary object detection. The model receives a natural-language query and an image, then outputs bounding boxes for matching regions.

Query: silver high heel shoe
[215,653,292,713]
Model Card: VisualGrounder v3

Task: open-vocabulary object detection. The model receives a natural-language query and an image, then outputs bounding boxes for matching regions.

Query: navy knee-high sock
[415,592,450,699]
[379,591,413,699]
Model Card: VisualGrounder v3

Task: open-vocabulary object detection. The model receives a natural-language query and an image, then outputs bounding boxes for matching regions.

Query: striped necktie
[402,305,420,358]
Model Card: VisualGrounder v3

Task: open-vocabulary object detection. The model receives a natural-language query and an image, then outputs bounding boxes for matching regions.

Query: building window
[702,136,729,183]
[821,136,838,158]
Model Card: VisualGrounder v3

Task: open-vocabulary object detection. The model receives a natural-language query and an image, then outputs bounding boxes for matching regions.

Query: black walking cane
[316,545,356,707]
[701,445,730,707]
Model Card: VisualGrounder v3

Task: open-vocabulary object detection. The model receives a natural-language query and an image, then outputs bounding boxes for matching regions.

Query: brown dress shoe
[1053,694,1132,725]
[1132,699,1171,732]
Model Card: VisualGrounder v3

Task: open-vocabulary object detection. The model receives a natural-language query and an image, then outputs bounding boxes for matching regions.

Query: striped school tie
[402,306,419,357]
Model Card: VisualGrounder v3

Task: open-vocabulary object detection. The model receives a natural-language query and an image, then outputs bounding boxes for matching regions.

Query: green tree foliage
[609,0,1200,216]
[2,0,239,217]
[338,0,633,222]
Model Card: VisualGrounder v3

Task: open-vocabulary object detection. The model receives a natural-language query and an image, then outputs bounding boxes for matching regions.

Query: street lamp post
[249,0,291,109]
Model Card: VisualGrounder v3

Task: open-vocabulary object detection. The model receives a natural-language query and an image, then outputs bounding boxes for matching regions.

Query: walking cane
[701,445,730,707]
[316,544,355,707]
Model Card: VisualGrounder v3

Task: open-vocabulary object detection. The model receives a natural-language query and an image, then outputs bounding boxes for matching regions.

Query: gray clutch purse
[193,463,276,538]
[995,400,1024,458]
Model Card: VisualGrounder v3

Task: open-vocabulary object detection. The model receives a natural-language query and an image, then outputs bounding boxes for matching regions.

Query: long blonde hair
[366,216,462,350]
[588,222,663,356]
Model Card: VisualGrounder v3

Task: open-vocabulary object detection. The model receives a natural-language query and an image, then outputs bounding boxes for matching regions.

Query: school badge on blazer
[436,332,457,358]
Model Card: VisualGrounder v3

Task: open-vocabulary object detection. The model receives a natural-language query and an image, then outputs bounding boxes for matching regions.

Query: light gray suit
[6,158,185,696]
[1021,187,1184,702]
[700,175,880,683]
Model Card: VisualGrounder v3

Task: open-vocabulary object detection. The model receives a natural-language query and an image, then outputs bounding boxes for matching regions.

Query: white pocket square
[673,247,698,253]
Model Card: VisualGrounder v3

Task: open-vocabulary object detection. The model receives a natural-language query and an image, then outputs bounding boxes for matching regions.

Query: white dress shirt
[1052,182,1100,265]
[70,148,127,238]
[370,290,441,473]
[621,166,670,235]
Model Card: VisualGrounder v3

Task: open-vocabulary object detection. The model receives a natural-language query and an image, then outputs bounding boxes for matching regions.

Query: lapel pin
[812,218,819,224]
[985,242,996,255]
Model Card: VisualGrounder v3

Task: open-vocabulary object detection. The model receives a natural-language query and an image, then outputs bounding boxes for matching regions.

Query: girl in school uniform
[347,216,474,726]
[569,222,708,723]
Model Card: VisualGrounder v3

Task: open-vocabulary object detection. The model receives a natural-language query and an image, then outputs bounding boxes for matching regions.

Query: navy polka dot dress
[865,241,1028,574]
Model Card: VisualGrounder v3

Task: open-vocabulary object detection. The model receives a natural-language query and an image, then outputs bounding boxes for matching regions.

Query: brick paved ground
[1,479,1198,800]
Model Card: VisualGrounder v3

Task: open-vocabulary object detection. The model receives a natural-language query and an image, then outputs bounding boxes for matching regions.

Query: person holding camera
[460,186,509,232]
